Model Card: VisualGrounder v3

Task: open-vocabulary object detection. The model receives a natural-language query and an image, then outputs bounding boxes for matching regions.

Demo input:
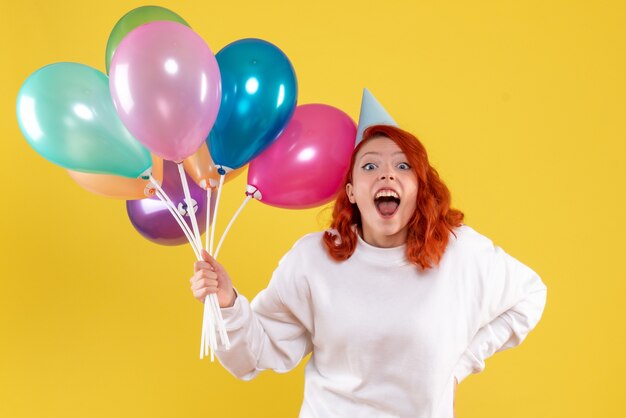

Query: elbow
[236,370,260,382]
[515,269,548,328]
[221,363,260,381]
[530,273,548,325]
[504,282,548,347]
[216,349,261,381]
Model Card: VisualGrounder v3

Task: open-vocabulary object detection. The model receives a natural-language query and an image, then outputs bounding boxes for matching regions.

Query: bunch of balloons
[16,5,357,361]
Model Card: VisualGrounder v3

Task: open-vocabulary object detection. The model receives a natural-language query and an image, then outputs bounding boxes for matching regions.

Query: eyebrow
[359,151,406,159]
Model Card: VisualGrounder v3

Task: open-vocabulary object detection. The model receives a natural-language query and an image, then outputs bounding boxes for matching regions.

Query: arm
[216,286,313,380]
[192,245,313,381]
[453,238,548,383]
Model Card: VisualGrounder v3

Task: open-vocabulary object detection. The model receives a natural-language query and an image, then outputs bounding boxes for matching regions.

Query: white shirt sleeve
[453,236,548,383]
[215,243,314,381]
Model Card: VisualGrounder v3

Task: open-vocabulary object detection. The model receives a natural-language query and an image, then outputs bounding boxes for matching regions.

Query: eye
[362,163,377,171]
[397,162,411,170]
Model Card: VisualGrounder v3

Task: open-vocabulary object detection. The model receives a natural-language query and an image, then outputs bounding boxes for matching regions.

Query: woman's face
[346,136,418,248]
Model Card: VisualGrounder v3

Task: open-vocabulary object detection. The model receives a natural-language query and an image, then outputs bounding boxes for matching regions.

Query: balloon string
[201,173,229,350]
[214,291,230,349]
[154,189,201,259]
[214,195,252,260]
[201,284,230,352]
[209,174,226,256]
[201,292,226,359]
[205,186,228,353]
[201,191,250,351]
[209,294,222,361]
[149,176,198,255]
[177,163,203,252]
[150,175,221,359]
[205,187,212,252]
[201,174,230,357]
[210,174,230,347]
[201,292,216,361]
[200,299,222,361]
[208,296,217,361]
[200,283,224,359]
[200,286,229,358]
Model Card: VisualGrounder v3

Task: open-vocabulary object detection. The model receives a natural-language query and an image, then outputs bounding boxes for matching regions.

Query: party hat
[355,88,398,145]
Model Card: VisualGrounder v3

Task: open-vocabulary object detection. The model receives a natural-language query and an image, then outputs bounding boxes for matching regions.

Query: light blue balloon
[208,38,298,172]
[16,62,152,178]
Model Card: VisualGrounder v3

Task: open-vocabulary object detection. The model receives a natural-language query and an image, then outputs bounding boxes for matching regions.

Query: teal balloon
[17,63,152,178]
[208,38,297,172]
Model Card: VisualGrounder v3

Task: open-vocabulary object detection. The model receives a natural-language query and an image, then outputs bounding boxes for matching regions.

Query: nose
[379,166,395,181]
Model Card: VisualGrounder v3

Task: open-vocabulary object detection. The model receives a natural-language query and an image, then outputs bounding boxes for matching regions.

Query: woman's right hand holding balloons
[191,250,237,308]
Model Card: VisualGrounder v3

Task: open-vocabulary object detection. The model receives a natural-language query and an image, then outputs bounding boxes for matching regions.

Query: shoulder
[293,230,327,247]
[291,231,327,253]
[269,232,332,292]
[450,224,493,245]
[447,225,530,273]
[277,231,328,266]
[446,224,497,258]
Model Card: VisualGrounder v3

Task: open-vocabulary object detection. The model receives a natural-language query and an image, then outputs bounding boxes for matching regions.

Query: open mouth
[374,189,401,217]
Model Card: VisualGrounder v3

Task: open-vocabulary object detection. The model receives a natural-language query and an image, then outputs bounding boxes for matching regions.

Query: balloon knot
[217,167,226,175]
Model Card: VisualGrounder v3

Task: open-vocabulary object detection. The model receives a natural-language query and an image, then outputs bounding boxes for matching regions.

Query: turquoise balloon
[16,63,152,178]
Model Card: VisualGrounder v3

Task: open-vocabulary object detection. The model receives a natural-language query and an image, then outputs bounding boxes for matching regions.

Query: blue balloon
[208,38,297,172]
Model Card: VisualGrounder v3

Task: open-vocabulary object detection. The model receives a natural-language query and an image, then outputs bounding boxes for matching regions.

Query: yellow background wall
[1,0,624,416]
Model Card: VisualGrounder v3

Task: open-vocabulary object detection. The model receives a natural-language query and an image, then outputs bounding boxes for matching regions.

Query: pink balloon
[109,21,221,162]
[247,104,356,209]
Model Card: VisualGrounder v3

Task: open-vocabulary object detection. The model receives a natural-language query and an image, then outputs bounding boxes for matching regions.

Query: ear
[345,183,356,204]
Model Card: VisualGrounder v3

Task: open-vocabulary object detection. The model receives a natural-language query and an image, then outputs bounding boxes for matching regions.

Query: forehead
[355,136,405,160]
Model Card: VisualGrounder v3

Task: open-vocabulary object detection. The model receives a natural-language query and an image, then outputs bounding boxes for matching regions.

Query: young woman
[190,124,547,418]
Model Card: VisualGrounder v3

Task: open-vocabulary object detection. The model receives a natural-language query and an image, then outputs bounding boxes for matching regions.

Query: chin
[378,216,409,231]
[381,228,405,239]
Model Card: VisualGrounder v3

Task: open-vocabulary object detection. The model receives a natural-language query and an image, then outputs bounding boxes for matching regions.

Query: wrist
[222,288,237,308]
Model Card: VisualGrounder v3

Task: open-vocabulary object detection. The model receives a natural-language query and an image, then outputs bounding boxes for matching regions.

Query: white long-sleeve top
[216,225,547,418]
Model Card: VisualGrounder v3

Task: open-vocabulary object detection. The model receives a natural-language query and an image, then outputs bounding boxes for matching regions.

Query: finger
[191,274,215,288]
[191,270,217,284]
[190,271,203,285]
[198,270,218,281]
[193,286,218,298]
[191,278,218,291]
[201,249,211,261]
[194,260,214,273]
[193,288,210,300]
[201,249,223,271]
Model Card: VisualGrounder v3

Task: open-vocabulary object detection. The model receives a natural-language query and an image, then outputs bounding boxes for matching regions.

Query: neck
[359,225,407,248]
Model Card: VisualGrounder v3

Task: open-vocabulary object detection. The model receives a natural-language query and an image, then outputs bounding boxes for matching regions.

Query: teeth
[375,190,399,199]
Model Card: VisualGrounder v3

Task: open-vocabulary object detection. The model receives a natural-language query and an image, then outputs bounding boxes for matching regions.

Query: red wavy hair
[323,125,464,270]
